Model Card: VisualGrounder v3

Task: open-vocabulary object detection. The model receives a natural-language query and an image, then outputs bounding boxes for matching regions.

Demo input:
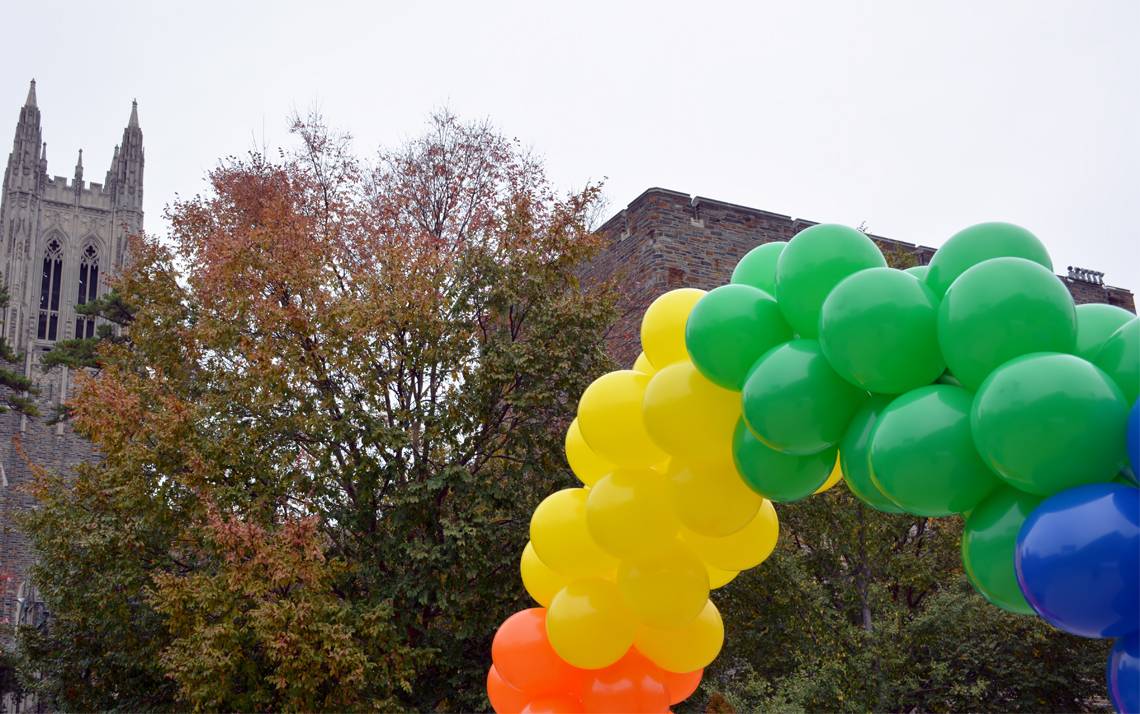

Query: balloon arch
[487,223,1140,713]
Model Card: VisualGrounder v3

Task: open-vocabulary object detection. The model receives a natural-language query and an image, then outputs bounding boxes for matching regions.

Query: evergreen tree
[0,280,37,416]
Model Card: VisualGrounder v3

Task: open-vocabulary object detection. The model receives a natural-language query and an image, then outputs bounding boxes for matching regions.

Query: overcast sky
[2,0,1137,290]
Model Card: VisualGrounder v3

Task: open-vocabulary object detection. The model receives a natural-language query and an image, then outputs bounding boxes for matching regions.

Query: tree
[17,111,615,710]
[692,486,1110,712]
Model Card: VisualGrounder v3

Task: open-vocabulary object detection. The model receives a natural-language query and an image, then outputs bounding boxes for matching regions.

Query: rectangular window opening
[39,259,51,310]
[77,264,88,305]
[50,260,62,311]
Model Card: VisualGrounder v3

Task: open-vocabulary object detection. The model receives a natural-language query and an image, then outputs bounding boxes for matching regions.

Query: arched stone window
[36,238,63,341]
[75,244,100,339]
[15,579,48,630]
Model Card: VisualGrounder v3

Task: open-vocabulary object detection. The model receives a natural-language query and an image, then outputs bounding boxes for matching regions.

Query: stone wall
[0,364,93,632]
[585,187,1135,366]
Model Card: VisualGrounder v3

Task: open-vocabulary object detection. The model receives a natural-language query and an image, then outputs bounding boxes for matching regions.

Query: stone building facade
[0,80,143,634]
[587,187,1135,366]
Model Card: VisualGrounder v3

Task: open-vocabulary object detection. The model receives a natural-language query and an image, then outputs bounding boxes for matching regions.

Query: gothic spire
[8,80,44,191]
[74,148,83,183]
[112,99,144,210]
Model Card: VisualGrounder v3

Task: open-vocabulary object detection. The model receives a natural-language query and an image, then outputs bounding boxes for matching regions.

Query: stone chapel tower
[0,80,143,629]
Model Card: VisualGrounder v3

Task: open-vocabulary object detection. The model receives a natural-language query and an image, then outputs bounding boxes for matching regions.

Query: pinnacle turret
[74,148,83,183]
[109,99,144,210]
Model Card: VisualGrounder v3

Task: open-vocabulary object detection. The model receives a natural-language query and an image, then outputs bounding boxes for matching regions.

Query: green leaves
[0,279,37,415]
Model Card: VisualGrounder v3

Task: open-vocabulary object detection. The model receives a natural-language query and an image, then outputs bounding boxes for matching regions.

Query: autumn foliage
[17,112,615,710]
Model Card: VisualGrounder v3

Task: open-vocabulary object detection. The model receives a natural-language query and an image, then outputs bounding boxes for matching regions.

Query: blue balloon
[1127,401,1139,483]
[1015,483,1140,638]
[1109,634,1140,714]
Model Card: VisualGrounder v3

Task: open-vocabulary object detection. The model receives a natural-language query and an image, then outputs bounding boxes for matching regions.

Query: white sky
[2,0,1137,291]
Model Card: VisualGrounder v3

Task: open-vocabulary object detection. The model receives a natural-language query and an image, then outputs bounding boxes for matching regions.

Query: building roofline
[597,187,1133,296]
[692,194,791,222]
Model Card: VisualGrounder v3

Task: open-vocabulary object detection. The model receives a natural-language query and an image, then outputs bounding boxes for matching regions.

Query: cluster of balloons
[489,220,1139,713]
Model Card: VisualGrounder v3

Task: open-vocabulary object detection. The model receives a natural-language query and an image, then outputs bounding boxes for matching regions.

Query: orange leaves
[198,506,328,594]
[150,508,397,710]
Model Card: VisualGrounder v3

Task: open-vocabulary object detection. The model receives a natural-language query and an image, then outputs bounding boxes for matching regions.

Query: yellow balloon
[813,452,844,494]
[586,468,679,561]
[641,288,706,371]
[681,500,779,572]
[617,544,709,629]
[636,599,725,673]
[643,360,741,464]
[520,542,568,608]
[706,564,738,589]
[530,489,619,579]
[666,458,763,537]
[547,578,637,669]
[565,418,612,487]
[633,351,656,376]
[578,370,668,467]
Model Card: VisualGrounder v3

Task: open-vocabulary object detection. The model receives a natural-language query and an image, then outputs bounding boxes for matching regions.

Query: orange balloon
[662,668,703,705]
[488,666,532,714]
[581,648,670,713]
[492,609,582,695]
[522,696,584,714]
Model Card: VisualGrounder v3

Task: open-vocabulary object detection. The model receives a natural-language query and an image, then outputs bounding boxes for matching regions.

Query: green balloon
[925,222,1052,298]
[1075,304,1135,361]
[1093,318,1139,403]
[732,419,835,502]
[819,268,945,394]
[869,385,999,517]
[731,242,786,295]
[839,395,905,513]
[937,257,1077,390]
[741,339,868,455]
[972,353,1129,496]
[685,285,793,391]
[775,224,886,338]
[904,265,929,280]
[961,486,1043,615]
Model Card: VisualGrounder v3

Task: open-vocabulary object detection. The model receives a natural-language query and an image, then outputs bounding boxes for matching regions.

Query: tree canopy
[16,112,615,711]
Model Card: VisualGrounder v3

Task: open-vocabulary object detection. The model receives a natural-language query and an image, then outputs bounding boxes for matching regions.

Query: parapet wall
[587,188,1135,366]
[41,176,116,210]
